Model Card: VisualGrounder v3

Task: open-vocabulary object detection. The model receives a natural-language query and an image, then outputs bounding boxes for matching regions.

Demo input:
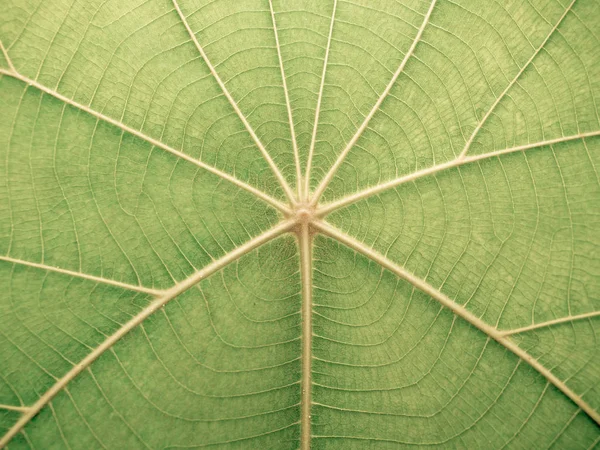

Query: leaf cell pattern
[0,0,599,448]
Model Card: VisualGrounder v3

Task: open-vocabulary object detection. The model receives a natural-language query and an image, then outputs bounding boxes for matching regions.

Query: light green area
[1,0,599,448]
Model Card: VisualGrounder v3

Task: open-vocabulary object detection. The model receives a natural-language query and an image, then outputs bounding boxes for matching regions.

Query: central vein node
[293,203,315,227]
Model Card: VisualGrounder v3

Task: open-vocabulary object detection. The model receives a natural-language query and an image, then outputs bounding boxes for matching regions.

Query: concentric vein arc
[171,0,297,204]
[0,220,295,448]
[309,0,437,207]
[313,220,600,426]
[317,130,600,215]
[0,67,291,216]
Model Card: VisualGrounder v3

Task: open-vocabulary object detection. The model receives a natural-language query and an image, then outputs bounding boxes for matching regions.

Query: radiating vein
[0,220,295,448]
[268,0,302,200]
[458,0,576,159]
[499,311,600,337]
[313,220,600,426]
[0,68,291,215]
[309,0,437,206]
[317,130,600,215]
[0,255,162,296]
[298,222,313,450]
[304,0,337,202]
[0,1,599,446]
[171,0,297,204]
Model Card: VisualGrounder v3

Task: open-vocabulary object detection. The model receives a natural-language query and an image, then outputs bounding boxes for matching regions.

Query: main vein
[313,220,600,426]
[268,0,303,200]
[298,222,314,450]
[171,0,297,204]
[0,220,295,447]
[304,0,338,202]
[309,0,437,207]
[0,67,290,215]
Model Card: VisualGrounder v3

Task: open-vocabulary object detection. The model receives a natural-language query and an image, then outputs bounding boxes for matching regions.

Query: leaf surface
[0,0,599,448]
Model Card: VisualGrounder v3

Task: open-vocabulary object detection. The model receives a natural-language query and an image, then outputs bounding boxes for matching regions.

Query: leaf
[0,0,599,448]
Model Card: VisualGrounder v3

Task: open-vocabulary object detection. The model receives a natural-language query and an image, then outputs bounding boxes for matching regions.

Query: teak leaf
[1,0,599,448]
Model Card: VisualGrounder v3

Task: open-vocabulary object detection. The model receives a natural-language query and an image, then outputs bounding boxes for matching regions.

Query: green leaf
[1,0,599,448]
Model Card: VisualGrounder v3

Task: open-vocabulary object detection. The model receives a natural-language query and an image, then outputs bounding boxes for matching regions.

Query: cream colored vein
[268,0,302,200]
[309,0,437,207]
[0,255,162,296]
[317,130,600,216]
[499,311,600,337]
[0,41,15,73]
[313,220,600,426]
[458,0,576,159]
[298,222,314,450]
[0,220,295,448]
[588,434,600,450]
[304,0,338,202]
[171,0,297,204]
[0,67,290,215]
[0,404,31,414]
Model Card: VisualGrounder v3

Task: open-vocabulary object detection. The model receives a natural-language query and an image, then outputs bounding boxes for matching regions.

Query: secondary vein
[0,255,162,295]
[457,0,577,159]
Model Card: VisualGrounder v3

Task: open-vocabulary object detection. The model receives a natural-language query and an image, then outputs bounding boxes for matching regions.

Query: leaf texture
[0,0,599,448]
